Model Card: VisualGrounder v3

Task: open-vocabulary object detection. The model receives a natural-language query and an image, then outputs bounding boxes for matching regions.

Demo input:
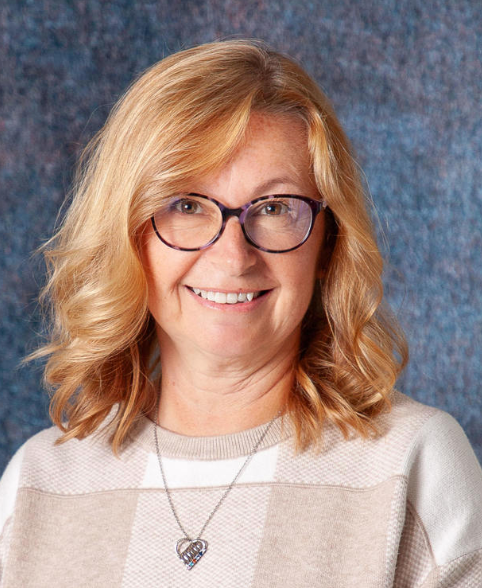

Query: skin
[142,113,326,436]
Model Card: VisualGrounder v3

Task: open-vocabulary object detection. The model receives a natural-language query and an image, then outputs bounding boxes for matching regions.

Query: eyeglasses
[151,193,327,253]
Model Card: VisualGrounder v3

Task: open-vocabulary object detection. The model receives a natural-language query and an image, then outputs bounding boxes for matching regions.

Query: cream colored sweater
[1,392,481,587]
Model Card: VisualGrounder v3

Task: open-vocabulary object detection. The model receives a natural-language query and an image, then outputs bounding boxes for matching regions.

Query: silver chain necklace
[153,398,281,570]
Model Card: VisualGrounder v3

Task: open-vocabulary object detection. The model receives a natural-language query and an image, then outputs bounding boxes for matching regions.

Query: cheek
[145,269,163,314]
[143,264,164,325]
[141,236,172,319]
[285,239,324,311]
[308,217,327,280]
[277,252,319,311]
[141,234,201,321]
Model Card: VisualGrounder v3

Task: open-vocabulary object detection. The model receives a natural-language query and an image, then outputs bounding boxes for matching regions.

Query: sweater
[1,391,481,587]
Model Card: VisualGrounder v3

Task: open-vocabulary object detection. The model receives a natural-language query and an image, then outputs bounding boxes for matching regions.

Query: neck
[154,336,298,436]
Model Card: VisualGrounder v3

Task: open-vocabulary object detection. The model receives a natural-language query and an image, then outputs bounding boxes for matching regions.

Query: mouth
[188,287,269,305]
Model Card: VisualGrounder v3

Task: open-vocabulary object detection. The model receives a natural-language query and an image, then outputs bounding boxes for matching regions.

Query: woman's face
[141,113,326,362]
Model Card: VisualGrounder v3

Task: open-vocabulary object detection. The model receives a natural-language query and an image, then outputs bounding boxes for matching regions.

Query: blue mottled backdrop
[1,0,481,472]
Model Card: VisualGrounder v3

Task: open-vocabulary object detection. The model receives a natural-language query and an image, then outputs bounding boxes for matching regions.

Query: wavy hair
[31,39,408,453]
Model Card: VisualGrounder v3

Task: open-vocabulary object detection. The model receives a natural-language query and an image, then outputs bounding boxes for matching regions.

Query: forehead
[192,113,314,198]
[239,113,309,161]
[244,112,307,139]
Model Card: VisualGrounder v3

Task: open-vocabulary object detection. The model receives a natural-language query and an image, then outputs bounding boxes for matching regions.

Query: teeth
[214,292,227,304]
[191,288,260,304]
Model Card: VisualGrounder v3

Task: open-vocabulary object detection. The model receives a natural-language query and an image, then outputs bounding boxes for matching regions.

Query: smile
[189,287,264,304]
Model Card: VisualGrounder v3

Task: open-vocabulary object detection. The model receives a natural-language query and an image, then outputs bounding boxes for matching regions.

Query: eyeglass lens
[152,194,315,252]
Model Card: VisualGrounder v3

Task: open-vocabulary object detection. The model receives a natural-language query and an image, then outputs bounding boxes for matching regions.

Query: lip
[186,286,272,311]
[189,287,263,294]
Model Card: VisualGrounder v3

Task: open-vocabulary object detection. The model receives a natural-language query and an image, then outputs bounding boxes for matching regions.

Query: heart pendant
[176,538,208,570]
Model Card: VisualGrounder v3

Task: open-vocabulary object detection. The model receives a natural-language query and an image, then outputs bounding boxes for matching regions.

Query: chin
[197,332,260,360]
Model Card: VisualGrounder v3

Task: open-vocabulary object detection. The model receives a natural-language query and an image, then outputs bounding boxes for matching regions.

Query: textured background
[1,0,481,472]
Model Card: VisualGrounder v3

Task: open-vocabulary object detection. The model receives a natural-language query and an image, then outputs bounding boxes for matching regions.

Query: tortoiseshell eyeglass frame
[151,193,327,254]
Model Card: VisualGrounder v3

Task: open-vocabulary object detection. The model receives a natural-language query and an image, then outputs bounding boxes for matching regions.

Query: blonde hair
[32,39,408,453]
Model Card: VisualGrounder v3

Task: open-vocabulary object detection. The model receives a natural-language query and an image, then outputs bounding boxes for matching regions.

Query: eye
[259,201,290,216]
[171,198,203,215]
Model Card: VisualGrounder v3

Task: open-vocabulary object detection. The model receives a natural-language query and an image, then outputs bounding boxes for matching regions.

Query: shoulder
[0,425,63,536]
[373,390,480,468]
[0,423,73,516]
[0,440,26,535]
[379,389,446,437]
[1,424,62,485]
[383,392,482,570]
[0,413,150,509]
[284,392,481,487]
[378,392,482,493]
[9,421,110,488]
[383,391,481,481]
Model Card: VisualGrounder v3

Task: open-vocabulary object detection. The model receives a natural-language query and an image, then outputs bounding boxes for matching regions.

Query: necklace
[153,400,281,570]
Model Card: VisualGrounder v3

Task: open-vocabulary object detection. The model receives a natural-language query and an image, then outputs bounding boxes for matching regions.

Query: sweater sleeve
[0,444,25,587]
[396,411,482,587]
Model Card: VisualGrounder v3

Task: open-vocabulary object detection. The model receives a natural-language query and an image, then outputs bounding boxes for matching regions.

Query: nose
[206,217,258,275]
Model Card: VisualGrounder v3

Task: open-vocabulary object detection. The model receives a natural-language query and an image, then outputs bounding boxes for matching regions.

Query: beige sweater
[1,391,481,587]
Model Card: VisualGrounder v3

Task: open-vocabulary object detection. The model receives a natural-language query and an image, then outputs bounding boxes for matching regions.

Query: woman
[1,40,481,587]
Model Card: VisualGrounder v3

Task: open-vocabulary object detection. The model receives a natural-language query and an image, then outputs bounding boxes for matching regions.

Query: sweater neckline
[129,413,291,460]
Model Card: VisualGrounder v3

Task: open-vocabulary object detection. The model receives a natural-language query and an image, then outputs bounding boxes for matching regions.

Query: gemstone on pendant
[176,538,208,570]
